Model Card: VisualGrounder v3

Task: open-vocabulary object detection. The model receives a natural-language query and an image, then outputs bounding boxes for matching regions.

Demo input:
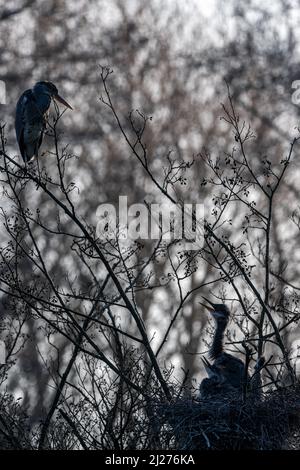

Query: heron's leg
[36,154,41,180]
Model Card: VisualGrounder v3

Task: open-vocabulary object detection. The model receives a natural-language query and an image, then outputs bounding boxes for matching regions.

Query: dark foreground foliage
[1,383,300,450]
[159,385,300,450]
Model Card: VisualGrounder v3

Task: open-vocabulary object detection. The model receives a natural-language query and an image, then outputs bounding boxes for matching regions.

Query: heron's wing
[216,352,244,370]
[15,89,32,162]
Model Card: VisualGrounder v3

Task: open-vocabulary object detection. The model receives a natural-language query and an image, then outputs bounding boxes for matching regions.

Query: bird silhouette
[15,81,72,163]
[199,297,247,398]
[200,356,238,399]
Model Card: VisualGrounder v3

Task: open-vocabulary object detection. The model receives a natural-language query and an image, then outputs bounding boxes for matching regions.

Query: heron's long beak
[54,94,73,110]
[201,357,212,370]
[198,296,215,312]
[198,302,213,312]
[201,357,217,378]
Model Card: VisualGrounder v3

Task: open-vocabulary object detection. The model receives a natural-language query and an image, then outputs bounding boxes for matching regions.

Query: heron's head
[199,296,230,322]
[34,81,73,109]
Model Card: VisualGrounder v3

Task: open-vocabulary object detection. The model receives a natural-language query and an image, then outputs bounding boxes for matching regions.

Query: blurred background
[1,0,300,424]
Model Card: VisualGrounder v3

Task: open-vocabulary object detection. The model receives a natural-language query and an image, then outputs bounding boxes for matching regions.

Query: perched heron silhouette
[199,297,247,398]
[15,81,72,163]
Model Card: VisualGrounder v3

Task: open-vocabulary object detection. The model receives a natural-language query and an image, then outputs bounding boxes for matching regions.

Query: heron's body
[200,375,237,399]
[208,353,245,390]
[15,81,72,163]
[199,298,248,398]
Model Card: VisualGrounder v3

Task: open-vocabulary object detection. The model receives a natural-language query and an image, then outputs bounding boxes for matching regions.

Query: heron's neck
[32,86,52,112]
[209,318,228,360]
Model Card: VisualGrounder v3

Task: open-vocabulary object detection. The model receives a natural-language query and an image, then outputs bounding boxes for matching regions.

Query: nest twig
[154,384,300,450]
